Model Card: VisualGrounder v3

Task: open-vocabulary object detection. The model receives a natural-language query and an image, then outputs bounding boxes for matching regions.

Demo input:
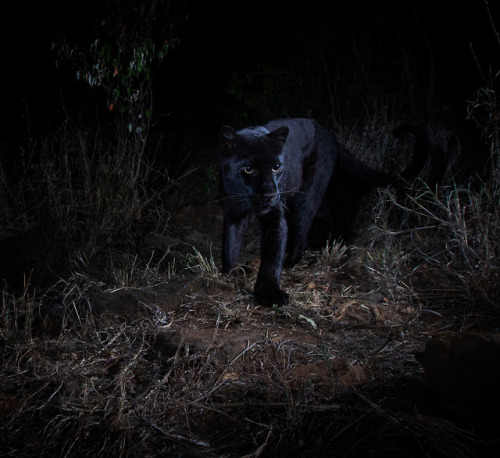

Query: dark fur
[219,118,441,307]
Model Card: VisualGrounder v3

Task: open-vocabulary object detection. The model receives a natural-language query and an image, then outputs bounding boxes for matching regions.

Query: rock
[418,333,500,429]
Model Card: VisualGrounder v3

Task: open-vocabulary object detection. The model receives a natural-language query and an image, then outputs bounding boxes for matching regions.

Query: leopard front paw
[254,285,290,307]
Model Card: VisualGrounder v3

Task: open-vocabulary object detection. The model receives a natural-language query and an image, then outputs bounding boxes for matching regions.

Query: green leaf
[298,314,317,329]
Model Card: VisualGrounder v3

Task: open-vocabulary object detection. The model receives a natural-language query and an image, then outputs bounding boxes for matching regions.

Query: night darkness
[3,0,499,145]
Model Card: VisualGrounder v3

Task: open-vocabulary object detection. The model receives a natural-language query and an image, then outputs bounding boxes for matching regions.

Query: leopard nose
[263,192,278,204]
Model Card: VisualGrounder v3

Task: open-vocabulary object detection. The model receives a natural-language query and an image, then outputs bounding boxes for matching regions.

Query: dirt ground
[25,185,499,456]
[3,159,499,456]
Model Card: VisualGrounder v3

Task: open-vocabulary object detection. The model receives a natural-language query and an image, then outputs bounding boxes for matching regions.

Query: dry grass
[1,239,488,457]
[1,79,499,457]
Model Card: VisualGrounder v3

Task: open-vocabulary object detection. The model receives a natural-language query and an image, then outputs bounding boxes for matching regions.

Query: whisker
[216,193,248,203]
[279,201,289,212]
[279,189,307,196]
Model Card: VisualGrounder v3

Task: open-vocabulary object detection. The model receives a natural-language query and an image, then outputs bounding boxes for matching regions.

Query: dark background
[2,0,499,164]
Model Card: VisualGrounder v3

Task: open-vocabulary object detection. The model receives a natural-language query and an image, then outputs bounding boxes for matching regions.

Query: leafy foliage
[54,0,185,178]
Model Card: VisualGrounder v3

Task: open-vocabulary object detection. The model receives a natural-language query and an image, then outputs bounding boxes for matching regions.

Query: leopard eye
[242,165,254,174]
[272,162,282,173]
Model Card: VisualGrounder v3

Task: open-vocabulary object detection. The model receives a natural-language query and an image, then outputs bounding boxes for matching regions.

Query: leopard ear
[268,126,289,147]
[219,126,237,150]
